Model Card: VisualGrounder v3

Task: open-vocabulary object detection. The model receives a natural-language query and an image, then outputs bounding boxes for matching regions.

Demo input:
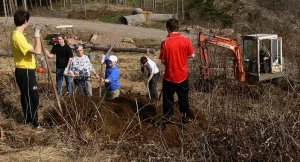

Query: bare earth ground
[0,16,170,95]
[0,16,168,45]
[0,16,299,161]
[0,17,179,161]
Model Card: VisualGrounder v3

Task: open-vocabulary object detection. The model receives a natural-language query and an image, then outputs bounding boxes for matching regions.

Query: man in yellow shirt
[11,10,42,128]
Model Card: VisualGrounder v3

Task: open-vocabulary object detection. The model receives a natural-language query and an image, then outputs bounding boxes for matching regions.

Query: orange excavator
[198,32,283,83]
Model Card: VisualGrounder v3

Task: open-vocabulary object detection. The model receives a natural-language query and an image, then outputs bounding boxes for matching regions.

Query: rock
[220,28,235,36]
[122,37,135,44]
[89,33,99,43]
[185,25,200,33]
[66,37,82,45]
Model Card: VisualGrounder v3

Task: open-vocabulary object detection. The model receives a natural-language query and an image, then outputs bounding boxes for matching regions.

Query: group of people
[44,35,120,97]
[11,10,194,128]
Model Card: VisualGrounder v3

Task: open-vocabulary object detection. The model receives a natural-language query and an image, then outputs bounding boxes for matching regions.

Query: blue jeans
[149,72,160,99]
[56,68,72,95]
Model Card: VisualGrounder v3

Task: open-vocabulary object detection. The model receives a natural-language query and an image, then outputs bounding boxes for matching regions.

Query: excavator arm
[198,32,246,82]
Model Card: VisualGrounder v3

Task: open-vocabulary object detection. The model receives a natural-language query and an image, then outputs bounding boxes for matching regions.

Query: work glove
[63,68,69,75]
[34,24,42,38]
[69,71,75,78]
[39,56,47,69]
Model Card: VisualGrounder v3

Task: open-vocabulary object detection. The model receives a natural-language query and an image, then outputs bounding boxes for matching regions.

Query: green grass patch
[141,22,166,30]
[99,11,131,24]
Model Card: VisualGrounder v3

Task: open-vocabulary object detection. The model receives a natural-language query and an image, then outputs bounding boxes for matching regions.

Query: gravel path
[0,17,168,41]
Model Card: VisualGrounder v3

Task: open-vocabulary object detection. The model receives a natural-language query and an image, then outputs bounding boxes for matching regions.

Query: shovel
[99,41,117,97]
[144,79,151,100]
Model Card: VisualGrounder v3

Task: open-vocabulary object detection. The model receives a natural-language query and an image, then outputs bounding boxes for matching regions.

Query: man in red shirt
[159,18,195,123]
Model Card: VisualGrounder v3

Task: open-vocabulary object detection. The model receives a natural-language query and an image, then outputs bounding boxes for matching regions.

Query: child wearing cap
[100,54,121,100]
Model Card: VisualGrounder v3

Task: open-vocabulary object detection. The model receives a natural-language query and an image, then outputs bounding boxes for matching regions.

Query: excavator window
[259,41,271,73]
[243,39,258,73]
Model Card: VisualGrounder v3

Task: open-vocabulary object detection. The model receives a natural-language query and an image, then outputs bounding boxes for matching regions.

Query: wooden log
[83,44,156,54]
[0,50,12,56]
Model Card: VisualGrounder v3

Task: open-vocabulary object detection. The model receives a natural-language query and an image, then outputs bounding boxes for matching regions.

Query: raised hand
[34,24,42,38]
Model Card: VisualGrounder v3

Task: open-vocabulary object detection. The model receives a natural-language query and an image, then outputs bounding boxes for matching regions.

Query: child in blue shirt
[100,54,120,99]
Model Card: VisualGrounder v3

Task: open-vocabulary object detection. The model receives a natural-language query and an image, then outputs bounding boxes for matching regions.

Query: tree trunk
[83,44,156,54]
[176,0,179,18]
[23,0,28,11]
[64,0,66,9]
[29,0,33,10]
[34,0,38,13]
[181,0,184,21]
[172,0,175,15]
[9,0,13,15]
[14,0,18,10]
[162,0,164,13]
[49,0,53,10]
[0,50,12,56]
[152,0,154,12]
[3,0,7,16]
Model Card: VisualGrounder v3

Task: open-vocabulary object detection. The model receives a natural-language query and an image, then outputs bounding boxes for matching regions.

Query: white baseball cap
[108,55,118,62]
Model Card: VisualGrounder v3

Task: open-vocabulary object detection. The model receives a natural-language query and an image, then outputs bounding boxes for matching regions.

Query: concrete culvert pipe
[132,8,143,15]
[148,14,175,22]
[119,14,146,26]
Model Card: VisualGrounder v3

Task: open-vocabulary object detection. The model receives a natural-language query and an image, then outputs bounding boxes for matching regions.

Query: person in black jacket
[45,35,73,95]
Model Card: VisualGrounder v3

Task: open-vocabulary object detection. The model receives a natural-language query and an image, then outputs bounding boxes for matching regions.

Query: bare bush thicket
[0,0,299,161]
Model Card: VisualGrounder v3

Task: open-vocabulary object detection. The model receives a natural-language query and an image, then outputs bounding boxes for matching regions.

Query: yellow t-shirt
[11,30,35,69]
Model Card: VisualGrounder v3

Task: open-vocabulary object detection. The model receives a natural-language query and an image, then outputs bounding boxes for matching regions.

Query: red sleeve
[159,41,165,60]
[186,38,194,56]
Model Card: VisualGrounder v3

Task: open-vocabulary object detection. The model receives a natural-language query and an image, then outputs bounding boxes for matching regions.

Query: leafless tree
[162,0,164,13]
[176,0,178,18]
[23,0,28,11]
[29,0,33,10]
[3,0,7,16]
[49,0,53,10]
[181,0,184,21]
[172,0,175,15]
[14,0,17,9]
[152,0,155,12]
[9,0,14,15]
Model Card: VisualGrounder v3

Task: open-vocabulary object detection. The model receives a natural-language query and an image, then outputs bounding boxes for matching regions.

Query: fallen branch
[0,50,12,57]
[83,44,156,54]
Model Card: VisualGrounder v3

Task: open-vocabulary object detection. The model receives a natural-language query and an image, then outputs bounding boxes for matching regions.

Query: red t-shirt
[159,32,194,83]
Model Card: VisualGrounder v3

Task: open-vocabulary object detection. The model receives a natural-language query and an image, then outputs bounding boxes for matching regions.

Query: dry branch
[0,50,12,56]
[83,44,156,54]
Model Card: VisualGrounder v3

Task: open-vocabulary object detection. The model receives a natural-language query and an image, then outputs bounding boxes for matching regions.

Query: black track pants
[15,68,39,127]
[162,77,189,116]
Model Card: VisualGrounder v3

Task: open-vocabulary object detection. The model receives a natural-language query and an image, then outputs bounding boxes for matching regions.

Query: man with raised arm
[11,10,42,128]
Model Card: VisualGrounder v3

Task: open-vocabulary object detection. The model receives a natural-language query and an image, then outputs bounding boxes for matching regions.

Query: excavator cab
[243,34,283,82]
